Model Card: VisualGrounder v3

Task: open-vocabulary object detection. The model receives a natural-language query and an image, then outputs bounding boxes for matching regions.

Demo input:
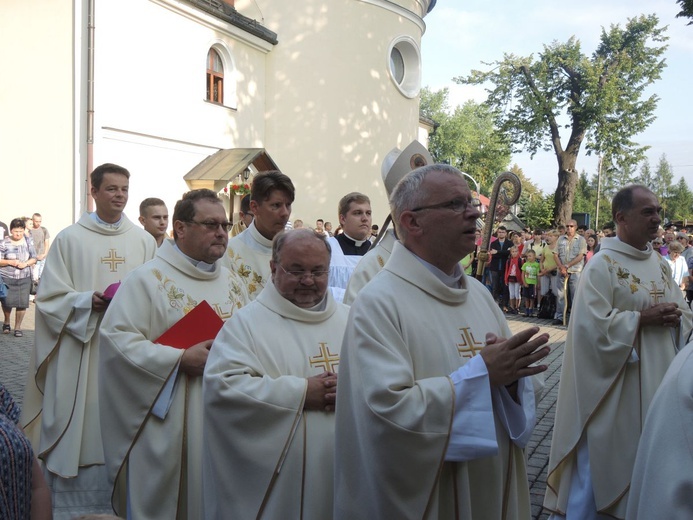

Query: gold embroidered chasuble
[222,220,272,300]
[335,241,534,520]
[545,237,693,519]
[203,281,349,519]
[99,239,248,519]
[20,213,156,477]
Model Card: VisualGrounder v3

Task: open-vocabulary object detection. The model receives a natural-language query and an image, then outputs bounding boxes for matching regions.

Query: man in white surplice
[327,192,372,302]
[343,140,433,304]
[20,163,157,520]
[99,189,249,519]
[222,170,295,300]
[334,164,550,519]
[544,185,693,519]
[203,229,348,519]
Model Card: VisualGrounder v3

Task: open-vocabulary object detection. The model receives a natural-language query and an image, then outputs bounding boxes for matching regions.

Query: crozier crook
[475,172,522,280]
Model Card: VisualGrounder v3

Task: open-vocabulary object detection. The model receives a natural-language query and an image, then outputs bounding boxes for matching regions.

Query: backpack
[537,291,557,319]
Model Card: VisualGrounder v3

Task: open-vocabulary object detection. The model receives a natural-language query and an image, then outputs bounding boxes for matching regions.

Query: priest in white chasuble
[334,164,550,520]
[99,189,249,520]
[222,170,295,300]
[203,229,348,519]
[545,185,693,520]
[626,341,693,519]
[20,163,156,519]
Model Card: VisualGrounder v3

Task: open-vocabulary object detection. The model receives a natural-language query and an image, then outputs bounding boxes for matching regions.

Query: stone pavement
[0,304,566,519]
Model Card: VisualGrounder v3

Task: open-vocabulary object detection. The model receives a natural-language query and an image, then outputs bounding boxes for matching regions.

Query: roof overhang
[183,148,278,192]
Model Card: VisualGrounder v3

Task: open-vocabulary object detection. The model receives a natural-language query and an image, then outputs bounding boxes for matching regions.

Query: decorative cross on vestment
[101,249,125,272]
[457,327,485,359]
[309,343,340,372]
[649,281,665,304]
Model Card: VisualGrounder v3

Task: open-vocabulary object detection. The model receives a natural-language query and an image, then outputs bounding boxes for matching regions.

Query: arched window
[206,49,224,104]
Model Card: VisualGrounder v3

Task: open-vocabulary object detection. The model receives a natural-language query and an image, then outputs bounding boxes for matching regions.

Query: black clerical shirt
[335,233,370,256]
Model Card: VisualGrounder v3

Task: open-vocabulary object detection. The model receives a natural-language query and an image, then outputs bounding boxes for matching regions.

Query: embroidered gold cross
[649,281,665,304]
[309,342,340,372]
[457,327,485,359]
[101,249,125,272]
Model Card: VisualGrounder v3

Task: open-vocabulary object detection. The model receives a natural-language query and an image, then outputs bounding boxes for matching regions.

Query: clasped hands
[640,302,682,328]
[305,371,338,412]
[479,327,550,388]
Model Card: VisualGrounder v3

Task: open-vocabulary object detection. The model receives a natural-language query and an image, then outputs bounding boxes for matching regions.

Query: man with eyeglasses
[552,219,587,326]
[335,164,549,519]
[223,170,295,300]
[203,229,348,519]
[98,188,249,519]
[21,163,157,518]
[545,185,693,519]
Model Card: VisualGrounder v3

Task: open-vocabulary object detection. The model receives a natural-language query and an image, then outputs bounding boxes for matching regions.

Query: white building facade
[0,0,435,234]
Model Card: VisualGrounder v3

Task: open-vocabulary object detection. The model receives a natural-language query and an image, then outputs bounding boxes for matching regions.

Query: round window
[387,37,421,98]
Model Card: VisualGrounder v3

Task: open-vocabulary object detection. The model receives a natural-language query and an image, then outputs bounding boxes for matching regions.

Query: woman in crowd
[665,240,688,291]
[585,234,599,263]
[0,218,37,337]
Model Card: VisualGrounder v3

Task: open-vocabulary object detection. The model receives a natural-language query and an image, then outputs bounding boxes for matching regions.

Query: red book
[154,300,224,349]
[102,281,121,301]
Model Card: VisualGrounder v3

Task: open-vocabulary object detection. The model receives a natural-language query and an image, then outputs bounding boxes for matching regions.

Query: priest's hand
[304,371,338,412]
[180,339,213,377]
[92,291,110,312]
[640,302,682,328]
[480,327,550,388]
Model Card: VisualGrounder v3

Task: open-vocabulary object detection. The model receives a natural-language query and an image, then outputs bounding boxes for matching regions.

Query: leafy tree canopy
[677,0,693,24]
[420,87,512,191]
[455,14,668,225]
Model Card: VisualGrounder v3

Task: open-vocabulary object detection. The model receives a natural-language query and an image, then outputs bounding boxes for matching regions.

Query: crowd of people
[474,219,693,325]
[2,143,693,519]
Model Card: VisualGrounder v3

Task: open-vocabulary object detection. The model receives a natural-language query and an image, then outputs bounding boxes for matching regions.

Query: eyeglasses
[186,220,233,232]
[411,198,481,213]
[277,264,329,281]
[566,225,576,228]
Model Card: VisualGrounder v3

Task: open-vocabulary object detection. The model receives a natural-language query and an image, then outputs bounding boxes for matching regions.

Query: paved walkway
[0,305,565,519]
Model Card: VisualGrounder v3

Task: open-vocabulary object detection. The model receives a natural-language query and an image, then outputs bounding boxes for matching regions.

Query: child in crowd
[504,246,523,314]
[522,250,541,317]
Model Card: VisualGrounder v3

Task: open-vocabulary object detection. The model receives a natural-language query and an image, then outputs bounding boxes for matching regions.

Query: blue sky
[420,0,693,195]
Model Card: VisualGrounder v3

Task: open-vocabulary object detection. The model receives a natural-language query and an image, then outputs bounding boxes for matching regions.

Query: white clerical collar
[90,211,123,229]
[412,254,464,288]
[342,232,368,248]
[173,244,217,272]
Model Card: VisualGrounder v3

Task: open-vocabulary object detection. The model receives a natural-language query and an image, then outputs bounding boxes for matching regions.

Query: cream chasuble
[222,220,272,300]
[20,213,156,477]
[545,238,693,519]
[626,341,693,519]
[335,241,535,520]
[99,239,248,519]
[203,281,349,520]
[343,229,396,305]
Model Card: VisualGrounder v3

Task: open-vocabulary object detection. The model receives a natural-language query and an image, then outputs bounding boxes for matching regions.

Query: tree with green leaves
[665,177,693,222]
[419,87,511,191]
[677,0,693,24]
[456,14,668,224]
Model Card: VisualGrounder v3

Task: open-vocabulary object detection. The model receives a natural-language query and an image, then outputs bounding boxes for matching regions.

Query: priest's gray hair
[389,164,465,235]
[272,228,331,264]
